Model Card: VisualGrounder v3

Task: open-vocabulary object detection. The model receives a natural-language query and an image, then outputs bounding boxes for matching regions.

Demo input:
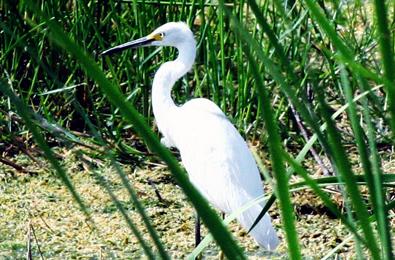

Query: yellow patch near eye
[148,33,163,41]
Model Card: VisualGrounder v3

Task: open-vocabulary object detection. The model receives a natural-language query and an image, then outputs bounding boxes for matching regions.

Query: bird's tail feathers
[237,204,279,251]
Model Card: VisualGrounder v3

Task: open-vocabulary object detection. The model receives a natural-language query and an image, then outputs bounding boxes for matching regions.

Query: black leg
[195,212,201,247]
[219,213,225,260]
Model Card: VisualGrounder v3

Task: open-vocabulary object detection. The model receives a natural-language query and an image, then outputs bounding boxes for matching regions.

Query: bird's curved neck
[152,42,196,129]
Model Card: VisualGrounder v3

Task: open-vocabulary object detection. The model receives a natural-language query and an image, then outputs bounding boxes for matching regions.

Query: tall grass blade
[315,84,380,259]
[294,85,384,164]
[303,0,384,84]
[245,0,334,160]
[359,78,393,257]
[339,65,375,255]
[223,6,302,258]
[281,150,365,243]
[372,0,395,138]
[340,65,393,258]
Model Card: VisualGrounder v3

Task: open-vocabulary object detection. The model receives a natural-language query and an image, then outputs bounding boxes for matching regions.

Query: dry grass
[0,150,394,259]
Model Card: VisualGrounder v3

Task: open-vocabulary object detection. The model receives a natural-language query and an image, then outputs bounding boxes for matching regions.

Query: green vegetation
[1,0,394,259]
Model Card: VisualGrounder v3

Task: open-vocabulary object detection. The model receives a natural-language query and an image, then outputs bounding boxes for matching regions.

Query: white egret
[102,22,279,250]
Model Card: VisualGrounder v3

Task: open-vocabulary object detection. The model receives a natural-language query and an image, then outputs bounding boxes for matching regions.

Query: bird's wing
[169,98,279,250]
[171,98,264,213]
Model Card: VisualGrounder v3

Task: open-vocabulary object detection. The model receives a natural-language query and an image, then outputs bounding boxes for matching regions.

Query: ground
[0,148,394,259]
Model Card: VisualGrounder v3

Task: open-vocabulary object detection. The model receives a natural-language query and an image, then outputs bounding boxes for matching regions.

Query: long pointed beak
[101,36,154,56]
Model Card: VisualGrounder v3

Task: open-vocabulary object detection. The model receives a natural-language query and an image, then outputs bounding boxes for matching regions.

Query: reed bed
[1,0,394,258]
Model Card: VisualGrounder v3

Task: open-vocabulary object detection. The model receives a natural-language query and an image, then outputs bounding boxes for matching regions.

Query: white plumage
[103,22,279,251]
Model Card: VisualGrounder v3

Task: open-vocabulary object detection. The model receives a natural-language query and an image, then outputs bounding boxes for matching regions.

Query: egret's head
[101,22,194,56]
[150,22,194,47]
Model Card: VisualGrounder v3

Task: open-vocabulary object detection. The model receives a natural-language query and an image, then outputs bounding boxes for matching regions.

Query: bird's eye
[152,32,165,41]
